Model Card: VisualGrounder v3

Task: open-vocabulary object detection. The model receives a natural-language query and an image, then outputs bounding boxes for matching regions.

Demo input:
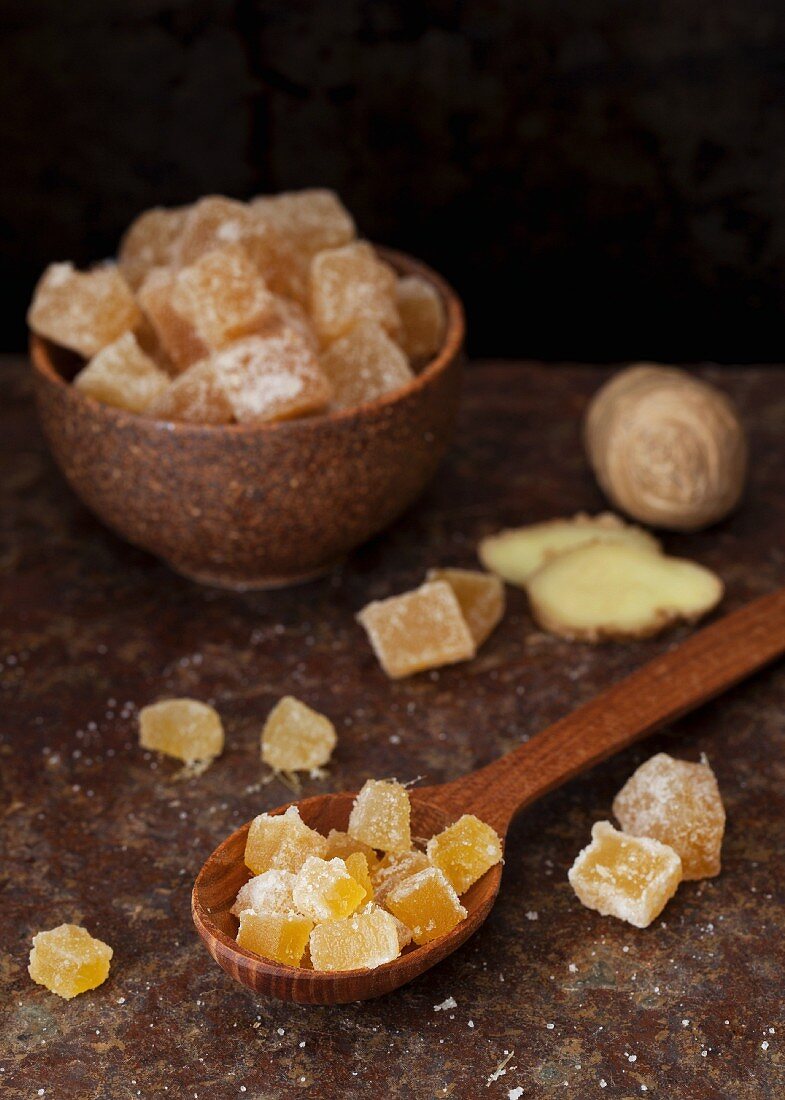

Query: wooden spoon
[193,587,785,1004]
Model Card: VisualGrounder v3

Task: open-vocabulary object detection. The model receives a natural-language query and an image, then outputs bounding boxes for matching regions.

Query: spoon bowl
[193,587,785,1003]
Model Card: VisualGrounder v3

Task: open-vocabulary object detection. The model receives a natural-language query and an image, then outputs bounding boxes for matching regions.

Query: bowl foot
[167,560,340,591]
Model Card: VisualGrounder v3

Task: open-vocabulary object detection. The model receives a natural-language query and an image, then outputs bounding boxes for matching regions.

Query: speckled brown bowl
[30,249,465,589]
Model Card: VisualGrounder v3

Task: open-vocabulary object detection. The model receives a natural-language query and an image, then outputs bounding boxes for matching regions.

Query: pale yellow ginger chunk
[348,779,412,853]
[324,830,380,872]
[613,753,725,880]
[293,856,366,922]
[244,805,327,875]
[28,262,141,358]
[28,924,113,1000]
[236,909,313,967]
[308,905,401,971]
[357,580,475,679]
[426,814,502,894]
[568,821,682,928]
[371,849,430,906]
[74,332,170,414]
[261,696,337,772]
[478,512,660,588]
[344,852,374,905]
[309,241,400,342]
[426,568,505,647]
[119,205,188,289]
[527,541,723,641]
[231,869,297,918]
[389,913,414,950]
[320,320,413,409]
[385,867,467,945]
[396,274,446,361]
[138,698,224,763]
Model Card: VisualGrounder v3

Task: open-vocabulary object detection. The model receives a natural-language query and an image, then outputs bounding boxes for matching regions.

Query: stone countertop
[1,358,783,1099]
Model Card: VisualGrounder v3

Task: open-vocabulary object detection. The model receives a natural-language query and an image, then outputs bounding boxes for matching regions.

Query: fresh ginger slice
[478,513,660,588]
[527,541,723,641]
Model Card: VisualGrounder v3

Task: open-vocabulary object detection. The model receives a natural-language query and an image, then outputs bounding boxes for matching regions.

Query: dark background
[3,0,785,360]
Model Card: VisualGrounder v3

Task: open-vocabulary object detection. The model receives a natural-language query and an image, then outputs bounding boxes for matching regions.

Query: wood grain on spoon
[193,587,785,1004]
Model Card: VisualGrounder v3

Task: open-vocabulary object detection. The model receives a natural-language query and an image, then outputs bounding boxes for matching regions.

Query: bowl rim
[29,246,465,436]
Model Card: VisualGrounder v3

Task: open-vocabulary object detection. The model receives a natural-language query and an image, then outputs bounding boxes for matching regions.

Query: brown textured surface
[1,358,784,1097]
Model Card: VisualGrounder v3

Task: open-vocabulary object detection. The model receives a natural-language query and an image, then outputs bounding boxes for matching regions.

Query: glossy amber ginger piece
[324,830,380,872]
[244,805,328,875]
[236,909,313,967]
[385,867,467,945]
[320,321,413,410]
[348,779,412,853]
[138,698,224,763]
[148,359,234,424]
[118,205,188,289]
[231,869,296,918]
[309,241,400,342]
[568,821,682,928]
[177,195,286,285]
[396,275,446,362]
[293,856,366,922]
[371,849,429,906]
[344,852,374,905]
[74,332,170,414]
[426,568,505,648]
[613,753,725,880]
[261,696,337,772]
[308,905,401,971]
[357,580,476,680]
[426,814,503,895]
[137,267,209,372]
[28,262,141,358]
[28,924,113,1000]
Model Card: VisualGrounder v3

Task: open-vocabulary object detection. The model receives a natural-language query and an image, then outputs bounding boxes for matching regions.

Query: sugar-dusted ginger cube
[138,267,208,372]
[177,195,285,286]
[568,821,682,929]
[267,295,320,352]
[396,275,446,362]
[357,580,476,680]
[389,913,413,950]
[348,779,412,853]
[74,332,170,414]
[426,814,503,895]
[386,867,467,945]
[236,908,313,967]
[325,829,380,871]
[118,205,187,289]
[613,753,725,880]
[261,696,337,772]
[231,869,296,918]
[426,568,505,648]
[371,849,429,906]
[320,321,413,410]
[28,262,141,358]
[293,856,366,922]
[139,698,224,763]
[148,358,234,424]
[344,852,374,905]
[309,241,400,342]
[244,805,328,875]
[308,904,401,971]
[28,924,113,1000]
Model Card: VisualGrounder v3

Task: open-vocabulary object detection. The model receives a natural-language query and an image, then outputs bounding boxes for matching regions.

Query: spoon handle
[425,587,785,833]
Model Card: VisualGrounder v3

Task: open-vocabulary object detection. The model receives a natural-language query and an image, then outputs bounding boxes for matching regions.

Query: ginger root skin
[585,364,747,531]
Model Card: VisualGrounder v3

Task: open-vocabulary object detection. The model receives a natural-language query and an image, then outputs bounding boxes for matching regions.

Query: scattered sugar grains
[28,263,141,358]
[426,568,505,647]
[138,698,224,764]
[357,580,476,679]
[28,924,113,999]
[320,320,413,409]
[261,696,337,772]
[396,274,446,362]
[348,779,412,852]
[613,752,725,880]
[568,821,682,928]
[74,332,169,414]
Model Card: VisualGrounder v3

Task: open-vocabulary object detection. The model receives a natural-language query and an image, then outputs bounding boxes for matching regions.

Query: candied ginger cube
[244,805,328,875]
[293,856,366,922]
[118,205,187,289]
[396,275,446,362]
[426,814,503,895]
[309,905,401,971]
[74,332,170,414]
[320,321,413,410]
[236,909,312,967]
[357,580,476,680]
[344,852,374,905]
[309,241,400,342]
[148,359,233,424]
[324,830,380,871]
[371,849,429,906]
[348,779,412,853]
[28,262,141,358]
[231,869,296,918]
[386,867,467,945]
[177,195,285,287]
[138,267,209,372]
[389,913,413,950]
[28,924,113,1000]
[261,696,337,772]
[613,753,725,880]
[139,698,224,763]
[426,568,505,648]
[266,295,319,352]
[568,821,682,928]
